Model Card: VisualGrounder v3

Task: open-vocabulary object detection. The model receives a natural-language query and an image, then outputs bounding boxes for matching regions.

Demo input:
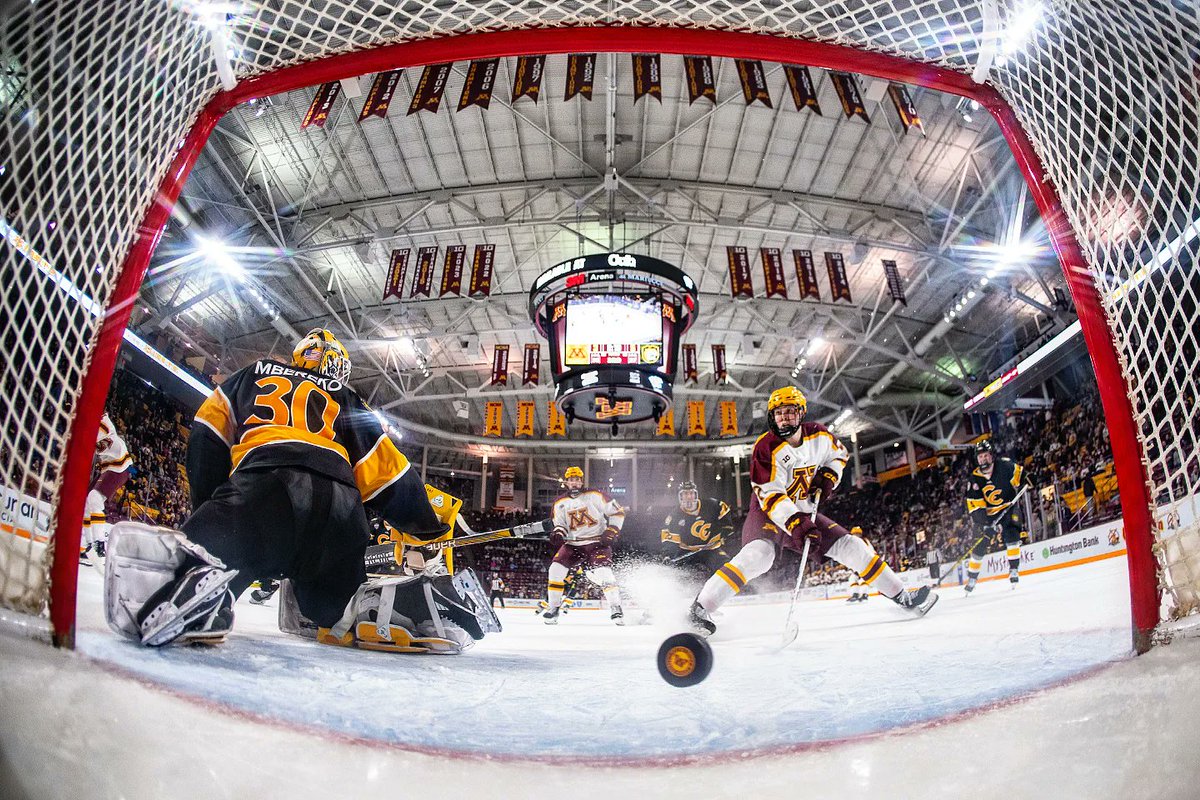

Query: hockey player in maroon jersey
[542,466,628,625]
[80,412,132,564]
[688,386,937,635]
[106,329,490,652]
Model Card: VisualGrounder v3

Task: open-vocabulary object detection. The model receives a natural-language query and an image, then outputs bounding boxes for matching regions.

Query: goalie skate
[137,565,239,647]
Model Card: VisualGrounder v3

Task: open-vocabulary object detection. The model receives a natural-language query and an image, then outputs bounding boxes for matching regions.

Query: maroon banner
[522,343,540,385]
[760,247,788,299]
[564,53,596,101]
[784,65,822,114]
[511,55,546,104]
[439,245,466,296]
[726,246,754,298]
[358,70,402,121]
[887,82,923,133]
[735,59,772,108]
[825,251,853,303]
[793,249,822,301]
[407,63,451,115]
[631,54,662,104]
[830,72,871,122]
[712,344,727,385]
[682,344,698,384]
[458,59,499,111]
[383,248,409,301]
[301,81,341,129]
[411,246,437,297]
[684,55,716,105]
[468,243,495,296]
[491,344,510,386]
[882,259,907,305]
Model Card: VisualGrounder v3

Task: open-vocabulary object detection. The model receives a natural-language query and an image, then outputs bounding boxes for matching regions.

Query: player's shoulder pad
[753,429,784,454]
[800,421,830,437]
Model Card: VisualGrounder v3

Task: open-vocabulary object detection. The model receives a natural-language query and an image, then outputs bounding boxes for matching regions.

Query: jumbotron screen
[563,294,664,366]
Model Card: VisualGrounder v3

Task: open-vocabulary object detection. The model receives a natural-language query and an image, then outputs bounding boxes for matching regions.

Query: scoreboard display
[563,295,664,366]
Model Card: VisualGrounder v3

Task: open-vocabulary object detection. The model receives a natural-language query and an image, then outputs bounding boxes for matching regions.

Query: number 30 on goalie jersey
[187,358,446,540]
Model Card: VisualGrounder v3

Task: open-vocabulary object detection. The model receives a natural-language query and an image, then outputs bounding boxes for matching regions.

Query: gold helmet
[564,466,584,480]
[767,386,807,438]
[850,526,863,536]
[292,328,351,382]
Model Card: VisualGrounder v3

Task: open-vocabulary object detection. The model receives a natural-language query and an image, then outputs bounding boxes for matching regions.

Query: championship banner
[564,53,595,101]
[656,407,675,436]
[830,72,871,122]
[411,246,437,297]
[484,402,503,437]
[726,246,754,298]
[358,70,402,121]
[882,259,907,305]
[547,401,567,437]
[515,401,536,437]
[825,251,853,303]
[793,249,822,300]
[407,63,452,115]
[382,248,409,300]
[301,81,341,129]
[684,55,716,105]
[490,344,509,385]
[887,83,923,134]
[784,65,822,114]
[511,55,546,104]
[458,58,499,111]
[760,247,788,299]
[522,343,540,385]
[497,466,516,503]
[682,343,698,384]
[631,54,662,104]
[719,401,739,437]
[712,344,727,384]
[686,400,707,437]
[735,59,772,108]
[468,243,495,297]
[439,244,466,296]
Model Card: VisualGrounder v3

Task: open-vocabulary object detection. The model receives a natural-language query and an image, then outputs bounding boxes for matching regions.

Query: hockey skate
[893,585,938,617]
[688,600,716,636]
[964,576,977,595]
[542,605,562,625]
[611,606,625,626]
[137,565,239,647]
[177,590,235,645]
[249,580,280,605]
[1009,568,1020,588]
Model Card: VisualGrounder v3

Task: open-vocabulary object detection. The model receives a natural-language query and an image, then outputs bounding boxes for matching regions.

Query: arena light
[194,233,246,279]
[999,2,1045,59]
[806,337,825,355]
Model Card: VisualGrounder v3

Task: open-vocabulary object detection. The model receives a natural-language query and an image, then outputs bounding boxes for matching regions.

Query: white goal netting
[0,1,1196,641]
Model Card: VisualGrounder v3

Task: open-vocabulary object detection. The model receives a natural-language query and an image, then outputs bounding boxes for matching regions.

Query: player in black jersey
[660,481,736,571]
[963,440,1030,593]
[125,328,452,647]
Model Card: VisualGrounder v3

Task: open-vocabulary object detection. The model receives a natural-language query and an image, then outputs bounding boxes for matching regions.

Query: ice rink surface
[4,555,1200,799]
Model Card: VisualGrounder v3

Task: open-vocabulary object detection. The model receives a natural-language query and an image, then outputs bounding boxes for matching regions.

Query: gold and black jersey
[661,497,733,552]
[188,359,445,539]
[965,458,1026,527]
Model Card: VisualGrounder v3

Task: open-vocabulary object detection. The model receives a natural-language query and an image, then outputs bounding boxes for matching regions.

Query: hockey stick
[364,519,552,572]
[933,485,1029,587]
[777,491,820,651]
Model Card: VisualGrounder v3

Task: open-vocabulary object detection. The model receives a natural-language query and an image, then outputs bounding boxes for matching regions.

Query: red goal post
[1,3,1193,652]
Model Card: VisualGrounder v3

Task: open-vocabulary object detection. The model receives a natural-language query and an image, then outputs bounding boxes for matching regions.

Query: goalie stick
[365,518,553,572]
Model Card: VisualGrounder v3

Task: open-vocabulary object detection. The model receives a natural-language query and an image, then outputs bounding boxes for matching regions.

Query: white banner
[0,484,52,604]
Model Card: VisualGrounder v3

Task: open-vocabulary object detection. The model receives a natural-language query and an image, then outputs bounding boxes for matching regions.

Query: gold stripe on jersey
[966,497,987,513]
[860,555,885,584]
[231,425,349,470]
[661,530,682,544]
[353,433,412,501]
[97,453,132,470]
[761,491,787,514]
[549,581,565,591]
[718,501,730,519]
[195,388,235,446]
[1011,464,1024,488]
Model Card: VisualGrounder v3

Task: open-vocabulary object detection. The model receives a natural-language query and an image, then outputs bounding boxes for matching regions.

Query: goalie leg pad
[104,522,231,641]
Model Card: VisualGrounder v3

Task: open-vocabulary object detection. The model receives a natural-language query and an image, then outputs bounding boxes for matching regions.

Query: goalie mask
[292,328,352,383]
[767,386,807,439]
[564,466,584,496]
[678,481,700,514]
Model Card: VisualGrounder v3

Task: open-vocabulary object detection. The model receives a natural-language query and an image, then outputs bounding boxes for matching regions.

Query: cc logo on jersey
[567,509,598,530]
[690,520,712,541]
[983,485,1004,506]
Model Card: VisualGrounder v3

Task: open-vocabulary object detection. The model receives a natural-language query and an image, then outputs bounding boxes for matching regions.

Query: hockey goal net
[0,1,1196,648]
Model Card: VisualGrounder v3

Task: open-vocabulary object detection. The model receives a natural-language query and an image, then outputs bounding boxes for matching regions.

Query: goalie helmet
[292,328,352,383]
[767,386,807,439]
[678,481,700,514]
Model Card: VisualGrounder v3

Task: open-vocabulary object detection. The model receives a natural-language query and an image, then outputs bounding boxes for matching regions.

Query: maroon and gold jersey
[551,489,625,545]
[749,422,848,530]
[188,359,444,539]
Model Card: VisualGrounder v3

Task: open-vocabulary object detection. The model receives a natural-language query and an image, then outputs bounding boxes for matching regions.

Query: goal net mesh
[0,1,1196,626]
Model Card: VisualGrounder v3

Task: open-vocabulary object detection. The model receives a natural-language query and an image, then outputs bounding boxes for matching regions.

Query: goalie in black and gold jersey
[106,329,489,652]
[661,481,737,571]
[963,440,1030,593]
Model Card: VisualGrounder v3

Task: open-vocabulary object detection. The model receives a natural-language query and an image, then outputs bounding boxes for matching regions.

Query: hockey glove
[809,467,839,499]
[599,526,620,547]
[549,530,566,550]
[784,512,819,547]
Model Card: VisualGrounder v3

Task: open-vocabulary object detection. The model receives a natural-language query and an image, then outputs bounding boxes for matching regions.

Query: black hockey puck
[657,632,713,687]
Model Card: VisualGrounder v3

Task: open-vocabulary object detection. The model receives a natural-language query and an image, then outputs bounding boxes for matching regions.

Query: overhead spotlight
[194,233,246,280]
[980,277,989,286]
[967,290,976,299]
[955,97,974,123]
[806,337,825,355]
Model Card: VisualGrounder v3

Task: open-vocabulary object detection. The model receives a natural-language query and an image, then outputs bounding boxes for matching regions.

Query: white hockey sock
[546,562,567,609]
[696,539,775,613]
[825,534,904,598]
[587,566,622,608]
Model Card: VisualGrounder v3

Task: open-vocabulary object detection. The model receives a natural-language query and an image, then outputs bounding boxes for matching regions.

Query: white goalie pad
[103,521,228,641]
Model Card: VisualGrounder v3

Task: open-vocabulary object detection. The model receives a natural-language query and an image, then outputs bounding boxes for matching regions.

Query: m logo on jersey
[567,508,599,530]
[594,397,633,419]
